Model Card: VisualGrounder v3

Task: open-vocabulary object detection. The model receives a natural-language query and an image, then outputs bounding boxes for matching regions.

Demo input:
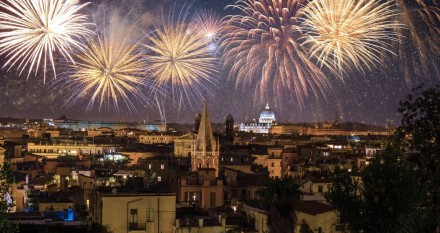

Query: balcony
[178,201,201,208]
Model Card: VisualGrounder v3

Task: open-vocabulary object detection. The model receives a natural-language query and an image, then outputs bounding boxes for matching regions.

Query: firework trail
[395,0,440,85]
[0,0,92,82]
[143,6,219,108]
[300,0,402,76]
[220,0,330,107]
[55,14,151,112]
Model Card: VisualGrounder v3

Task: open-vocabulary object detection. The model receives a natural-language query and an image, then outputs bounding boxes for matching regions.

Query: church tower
[191,104,220,177]
[194,113,202,132]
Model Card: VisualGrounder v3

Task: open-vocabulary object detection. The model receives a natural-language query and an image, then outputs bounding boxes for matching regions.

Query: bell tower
[191,103,220,177]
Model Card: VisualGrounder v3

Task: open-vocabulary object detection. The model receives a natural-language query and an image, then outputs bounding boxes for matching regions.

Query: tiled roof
[295,201,335,215]
[28,176,47,186]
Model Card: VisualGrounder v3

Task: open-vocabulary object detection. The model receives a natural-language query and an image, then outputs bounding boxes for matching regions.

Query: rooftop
[294,201,336,215]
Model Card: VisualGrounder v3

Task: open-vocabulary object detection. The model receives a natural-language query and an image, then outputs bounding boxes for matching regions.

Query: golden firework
[0,0,92,81]
[300,0,402,75]
[59,19,149,111]
[144,9,218,106]
[220,0,330,107]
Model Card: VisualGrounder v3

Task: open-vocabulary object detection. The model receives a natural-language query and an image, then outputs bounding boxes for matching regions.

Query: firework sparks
[220,0,330,107]
[56,17,150,112]
[395,0,440,85]
[143,7,219,107]
[300,0,402,75]
[0,0,92,81]
[191,10,223,44]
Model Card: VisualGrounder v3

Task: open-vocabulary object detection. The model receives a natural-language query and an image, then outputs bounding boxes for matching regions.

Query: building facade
[174,133,197,157]
[239,104,276,134]
[54,119,166,132]
[137,134,177,144]
[27,143,119,159]
[95,190,176,233]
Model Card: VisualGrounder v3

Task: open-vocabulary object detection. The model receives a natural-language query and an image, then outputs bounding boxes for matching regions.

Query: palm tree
[257,177,302,233]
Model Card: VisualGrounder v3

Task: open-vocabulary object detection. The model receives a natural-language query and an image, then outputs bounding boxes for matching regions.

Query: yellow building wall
[267,158,282,178]
[296,211,338,233]
[99,194,176,233]
[312,183,332,195]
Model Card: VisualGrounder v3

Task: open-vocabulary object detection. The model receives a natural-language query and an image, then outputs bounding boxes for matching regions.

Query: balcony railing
[177,201,201,208]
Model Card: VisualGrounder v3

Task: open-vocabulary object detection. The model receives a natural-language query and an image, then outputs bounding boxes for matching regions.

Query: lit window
[129,209,138,229]
[160,164,165,169]
[148,164,152,169]
[157,176,162,182]
[147,208,154,222]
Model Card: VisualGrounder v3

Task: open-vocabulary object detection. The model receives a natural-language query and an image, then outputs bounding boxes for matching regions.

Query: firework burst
[143,7,219,107]
[0,0,92,81]
[300,0,402,75]
[395,0,440,85]
[191,10,223,44]
[220,0,330,107]
[56,16,150,112]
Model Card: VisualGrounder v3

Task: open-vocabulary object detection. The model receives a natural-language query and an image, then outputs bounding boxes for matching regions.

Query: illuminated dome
[259,103,276,124]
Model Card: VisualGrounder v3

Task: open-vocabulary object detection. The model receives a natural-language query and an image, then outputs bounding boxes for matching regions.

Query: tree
[0,158,18,233]
[325,168,363,233]
[395,85,440,231]
[257,177,301,233]
[361,147,428,233]
[327,146,427,233]
[299,220,313,233]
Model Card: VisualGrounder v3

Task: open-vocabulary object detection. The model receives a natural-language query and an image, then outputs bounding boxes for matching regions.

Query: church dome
[259,103,276,124]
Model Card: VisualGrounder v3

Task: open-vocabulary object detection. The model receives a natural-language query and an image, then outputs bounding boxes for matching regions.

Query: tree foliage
[325,167,363,232]
[0,158,18,233]
[327,86,440,233]
[299,219,313,233]
[327,147,427,233]
[396,85,440,230]
[257,177,301,233]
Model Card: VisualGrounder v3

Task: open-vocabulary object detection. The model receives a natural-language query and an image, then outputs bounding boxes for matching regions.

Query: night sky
[0,0,438,126]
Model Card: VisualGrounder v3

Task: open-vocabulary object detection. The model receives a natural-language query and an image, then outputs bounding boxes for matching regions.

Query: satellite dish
[112,188,118,194]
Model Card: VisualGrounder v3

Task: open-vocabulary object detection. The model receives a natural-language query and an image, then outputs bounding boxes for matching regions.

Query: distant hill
[167,122,225,133]
[332,122,386,131]
[291,122,386,131]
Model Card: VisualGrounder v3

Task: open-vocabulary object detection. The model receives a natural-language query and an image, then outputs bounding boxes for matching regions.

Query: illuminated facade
[54,119,166,132]
[174,133,197,157]
[239,103,276,134]
[27,142,119,159]
[137,134,178,144]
